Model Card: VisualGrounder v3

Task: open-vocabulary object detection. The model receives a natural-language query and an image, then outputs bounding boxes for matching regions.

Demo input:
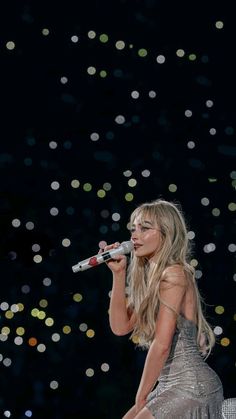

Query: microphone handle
[72,240,133,273]
[72,251,112,273]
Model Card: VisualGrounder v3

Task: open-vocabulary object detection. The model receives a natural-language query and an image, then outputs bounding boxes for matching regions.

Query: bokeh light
[1,3,235,418]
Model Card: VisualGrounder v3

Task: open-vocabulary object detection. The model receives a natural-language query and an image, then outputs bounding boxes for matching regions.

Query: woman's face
[130,214,163,260]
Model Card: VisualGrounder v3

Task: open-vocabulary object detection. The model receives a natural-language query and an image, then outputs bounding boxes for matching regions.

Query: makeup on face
[130,217,162,260]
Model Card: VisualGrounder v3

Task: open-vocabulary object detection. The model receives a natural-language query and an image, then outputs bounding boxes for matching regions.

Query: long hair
[126,199,215,357]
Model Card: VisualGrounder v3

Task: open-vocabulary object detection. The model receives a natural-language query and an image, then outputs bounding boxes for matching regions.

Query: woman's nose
[131,229,138,240]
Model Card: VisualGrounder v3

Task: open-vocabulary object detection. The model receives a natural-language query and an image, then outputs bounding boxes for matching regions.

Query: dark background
[0,1,235,418]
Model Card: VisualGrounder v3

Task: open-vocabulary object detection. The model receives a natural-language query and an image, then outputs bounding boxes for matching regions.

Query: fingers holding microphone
[72,240,132,273]
[100,241,127,273]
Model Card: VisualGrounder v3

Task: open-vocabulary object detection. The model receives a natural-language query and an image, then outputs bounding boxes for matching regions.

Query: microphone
[72,240,134,273]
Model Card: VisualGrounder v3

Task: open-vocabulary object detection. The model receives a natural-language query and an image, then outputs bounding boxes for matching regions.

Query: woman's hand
[101,242,127,274]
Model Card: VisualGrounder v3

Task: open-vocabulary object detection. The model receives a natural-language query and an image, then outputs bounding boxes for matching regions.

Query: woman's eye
[130,226,150,233]
[140,226,149,232]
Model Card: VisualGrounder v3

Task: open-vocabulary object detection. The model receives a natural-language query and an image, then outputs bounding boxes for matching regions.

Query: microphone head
[121,240,134,254]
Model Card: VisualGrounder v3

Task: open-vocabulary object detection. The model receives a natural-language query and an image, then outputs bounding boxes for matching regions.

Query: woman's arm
[109,270,136,335]
[135,266,187,412]
[104,242,136,335]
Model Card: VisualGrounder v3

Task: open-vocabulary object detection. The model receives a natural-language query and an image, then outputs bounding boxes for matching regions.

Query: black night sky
[0,1,235,418]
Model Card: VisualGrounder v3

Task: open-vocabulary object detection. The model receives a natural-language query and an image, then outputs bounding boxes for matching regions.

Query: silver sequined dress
[146,315,224,418]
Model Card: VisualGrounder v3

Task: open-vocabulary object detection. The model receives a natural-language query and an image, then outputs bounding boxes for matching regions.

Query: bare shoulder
[161,264,188,288]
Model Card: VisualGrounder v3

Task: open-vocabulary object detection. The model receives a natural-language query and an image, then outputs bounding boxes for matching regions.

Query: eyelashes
[130,226,151,233]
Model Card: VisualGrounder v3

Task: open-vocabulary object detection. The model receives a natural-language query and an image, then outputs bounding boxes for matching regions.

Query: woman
[105,199,224,418]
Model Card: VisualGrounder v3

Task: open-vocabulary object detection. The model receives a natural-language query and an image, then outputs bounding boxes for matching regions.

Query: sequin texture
[146,315,224,418]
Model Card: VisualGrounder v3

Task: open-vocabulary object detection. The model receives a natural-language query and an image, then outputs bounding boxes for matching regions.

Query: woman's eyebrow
[132,220,153,226]
[142,220,153,226]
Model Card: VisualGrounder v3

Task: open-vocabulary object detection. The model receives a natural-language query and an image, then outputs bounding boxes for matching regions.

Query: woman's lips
[134,244,142,250]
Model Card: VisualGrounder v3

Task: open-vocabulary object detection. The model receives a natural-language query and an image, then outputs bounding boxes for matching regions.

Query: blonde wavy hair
[127,199,215,357]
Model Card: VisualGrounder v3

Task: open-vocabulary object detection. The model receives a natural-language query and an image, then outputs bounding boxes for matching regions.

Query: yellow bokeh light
[39,299,48,308]
[190,259,198,267]
[73,293,83,302]
[221,337,230,347]
[31,308,39,317]
[33,254,42,263]
[1,327,10,335]
[5,310,14,319]
[176,49,185,57]
[228,202,236,211]
[17,303,24,311]
[63,325,71,334]
[71,179,80,188]
[97,189,106,198]
[38,311,46,320]
[86,368,94,377]
[83,183,92,192]
[115,40,125,50]
[86,329,95,338]
[100,70,107,78]
[45,318,54,327]
[168,184,177,192]
[99,34,109,43]
[189,54,197,61]
[138,48,148,57]
[16,327,25,336]
[88,30,96,39]
[125,193,134,202]
[42,28,50,36]
[215,306,224,315]
[6,41,15,50]
[128,178,137,187]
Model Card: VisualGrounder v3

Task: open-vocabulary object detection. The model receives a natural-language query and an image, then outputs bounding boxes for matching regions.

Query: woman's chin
[134,249,148,258]
[135,250,156,261]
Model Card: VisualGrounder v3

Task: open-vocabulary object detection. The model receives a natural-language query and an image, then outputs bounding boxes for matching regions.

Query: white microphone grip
[72,240,133,273]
